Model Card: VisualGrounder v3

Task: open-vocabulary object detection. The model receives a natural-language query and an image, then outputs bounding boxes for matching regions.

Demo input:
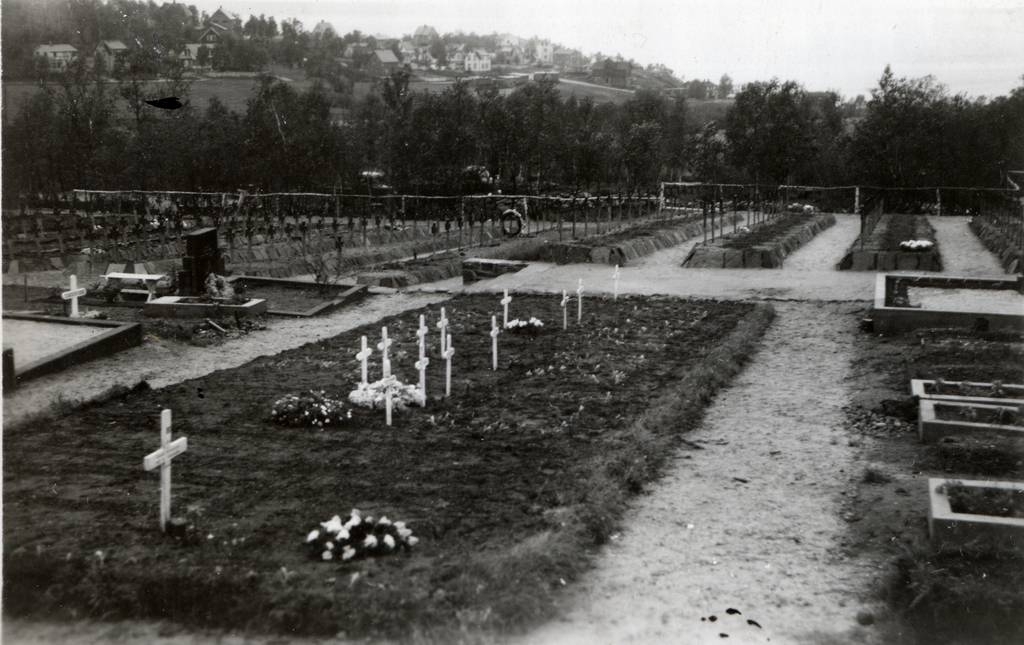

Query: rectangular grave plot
[918,399,1024,443]
[929,478,1024,552]
[911,379,1024,409]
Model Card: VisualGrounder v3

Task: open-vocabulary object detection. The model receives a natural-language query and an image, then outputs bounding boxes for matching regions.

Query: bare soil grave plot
[843,324,1024,644]
[3,293,772,641]
[681,212,835,268]
[2,318,109,366]
[837,214,942,272]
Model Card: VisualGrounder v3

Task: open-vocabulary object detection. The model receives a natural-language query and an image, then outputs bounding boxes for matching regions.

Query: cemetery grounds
[3,204,1023,644]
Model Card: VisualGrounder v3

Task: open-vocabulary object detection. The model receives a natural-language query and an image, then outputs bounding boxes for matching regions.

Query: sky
[194,0,1023,98]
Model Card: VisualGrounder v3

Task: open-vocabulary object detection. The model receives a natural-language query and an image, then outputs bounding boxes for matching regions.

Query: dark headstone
[176,228,225,295]
[3,347,15,391]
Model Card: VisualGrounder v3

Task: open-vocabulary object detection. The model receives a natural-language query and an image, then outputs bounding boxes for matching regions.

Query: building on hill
[534,40,553,66]
[366,49,400,76]
[593,58,632,88]
[553,49,588,74]
[179,43,213,71]
[198,7,240,45]
[208,7,237,30]
[312,21,335,37]
[344,42,372,60]
[399,40,416,60]
[413,25,438,46]
[94,40,129,73]
[464,49,492,73]
[33,44,78,71]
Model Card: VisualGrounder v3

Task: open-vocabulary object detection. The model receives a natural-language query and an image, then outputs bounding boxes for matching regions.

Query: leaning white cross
[356,336,372,388]
[143,409,188,532]
[377,327,393,379]
[416,314,429,357]
[62,274,87,318]
[576,278,584,323]
[560,289,569,330]
[613,265,620,301]
[490,315,500,370]
[437,308,449,354]
[500,289,512,328]
[443,333,455,397]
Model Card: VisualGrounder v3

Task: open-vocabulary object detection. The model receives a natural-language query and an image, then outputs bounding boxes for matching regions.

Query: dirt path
[2,292,447,427]
[511,302,883,645]
[929,215,1006,275]
[782,213,861,271]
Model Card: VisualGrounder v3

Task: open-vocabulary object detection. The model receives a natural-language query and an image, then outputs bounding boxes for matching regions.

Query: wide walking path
[929,215,1007,276]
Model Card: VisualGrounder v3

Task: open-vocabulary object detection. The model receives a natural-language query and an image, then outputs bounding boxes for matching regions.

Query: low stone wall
[837,215,942,272]
[534,215,742,266]
[462,258,529,284]
[682,214,835,269]
[970,217,1022,274]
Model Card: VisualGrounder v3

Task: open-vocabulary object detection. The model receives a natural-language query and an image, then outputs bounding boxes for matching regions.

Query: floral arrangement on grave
[204,273,246,303]
[898,239,934,252]
[305,509,418,561]
[271,390,352,428]
[349,377,425,410]
[504,317,545,335]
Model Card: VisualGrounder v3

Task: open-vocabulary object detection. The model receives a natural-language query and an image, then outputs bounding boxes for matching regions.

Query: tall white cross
[62,274,87,318]
[500,289,512,328]
[382,373,395,426]
[377,327,393,378]
[490,315,500,370]
[143,409,188,532]
[437,308,449,354]
[416,314,429,357]
[443,334,454,397]
[613,265,620,301]
[355,336,372,387]
[576,278,584,323]
[560,290,569,330]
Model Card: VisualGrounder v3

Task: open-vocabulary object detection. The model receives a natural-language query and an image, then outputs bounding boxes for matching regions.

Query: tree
[717,74,733,99]
[724,79,814,183]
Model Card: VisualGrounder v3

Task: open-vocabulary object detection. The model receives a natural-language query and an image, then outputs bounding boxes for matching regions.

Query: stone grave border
[1,313,142,387]
[911,378,1024,408]
[918,399,1024,442]
[928,477,1024,552]
[836,214,943,272]
[970,216,1021,274]
[142,296,268,319]
[225,275,369,317]
[871,273,1024,334]
[681,213,835,269]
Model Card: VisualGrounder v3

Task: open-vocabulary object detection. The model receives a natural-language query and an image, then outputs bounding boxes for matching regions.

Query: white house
[533,40,553,66]
[463,49,492,73]
[34,44,78,71]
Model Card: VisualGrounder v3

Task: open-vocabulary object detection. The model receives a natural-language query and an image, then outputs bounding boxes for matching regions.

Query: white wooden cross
[416,314,429,357]
[576,278,584,323]
[443,333,455,397]
[355,336,372,387]
[143,409,188,532]
[415,354,429,405]
[500,289,512,328]
[613,265,620,301]
[490,315,500,370]
[61,274,87,318]
[377,326,393,378]
[382,372,395,426]
[560,289,569,330]
[437,307,449,354]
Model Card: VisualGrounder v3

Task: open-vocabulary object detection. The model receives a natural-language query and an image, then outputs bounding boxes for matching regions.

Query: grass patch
[3,294,773,640]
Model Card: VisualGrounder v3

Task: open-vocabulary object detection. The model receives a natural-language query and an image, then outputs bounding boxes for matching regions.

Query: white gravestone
[356,336,372,387]
[377,327,393,379]
[560,290,569,330]
[382,366,394,426]
[490,315,500,370]
[61,274,87,318]
[613,265,620,301]
[437,307,449,354]
[577,278,584,323]
[416,314,428,357]
[142,409,188,532]
[501,289,512,328]
[443,334,454,397]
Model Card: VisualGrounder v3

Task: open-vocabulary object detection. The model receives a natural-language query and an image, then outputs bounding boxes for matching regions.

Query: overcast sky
[197,0,1023,98]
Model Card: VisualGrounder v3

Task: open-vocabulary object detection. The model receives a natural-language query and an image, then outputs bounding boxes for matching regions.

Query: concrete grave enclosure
[681,213,835,268]
[871,273,1024,334]
[928,478,1024,552]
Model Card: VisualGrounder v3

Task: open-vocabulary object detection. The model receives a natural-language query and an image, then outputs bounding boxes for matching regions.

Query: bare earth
[2,215,1008,644]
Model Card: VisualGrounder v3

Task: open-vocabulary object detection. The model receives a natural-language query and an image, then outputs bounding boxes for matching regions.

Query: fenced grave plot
[870,273,1024,334]
[918,399,1024,442]
[1,314,142,386]
[681,212,835,268]
[2,294,772,640]
[225,277,369,317]
[837,213,942,271]
[928,478,1024,552]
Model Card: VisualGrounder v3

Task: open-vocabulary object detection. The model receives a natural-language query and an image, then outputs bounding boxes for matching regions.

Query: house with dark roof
[33,44,78,71]
[94,40,129,73]
[365,49,400,76]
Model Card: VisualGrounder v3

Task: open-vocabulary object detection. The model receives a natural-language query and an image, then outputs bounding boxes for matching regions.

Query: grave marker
[613,265,620,301]
[355,336,372,387]
[577,278,584,323]
[443,334,454,396]
[142,409,188,532]
[500,289,512,328]
[415,354,429,405]
[416,314,428,356]
[377,326,393,377]
[61,275,87,318]
[437,307,449,354]
[490,315,500,370]
[382,369,394,426]
[560,290,569,330]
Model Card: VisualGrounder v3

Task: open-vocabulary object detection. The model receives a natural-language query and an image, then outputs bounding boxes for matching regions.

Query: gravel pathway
[511,302,883,645]
[2,292,447,427]
[782,214,861,271]
[929,215,1007,275]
